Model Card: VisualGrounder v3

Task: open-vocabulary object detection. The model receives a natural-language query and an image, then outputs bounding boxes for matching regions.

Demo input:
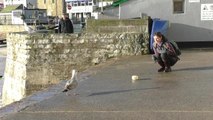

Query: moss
[86,19,148,33]
[87,19,147,26]
[0,5,22,13]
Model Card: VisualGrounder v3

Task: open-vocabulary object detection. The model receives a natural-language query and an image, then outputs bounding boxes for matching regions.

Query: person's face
[62,15,67,19]
[154,35,162,43]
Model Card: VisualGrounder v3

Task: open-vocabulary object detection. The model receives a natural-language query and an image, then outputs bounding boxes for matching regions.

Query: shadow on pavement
[174,66,213,72]
[88,87,160,97]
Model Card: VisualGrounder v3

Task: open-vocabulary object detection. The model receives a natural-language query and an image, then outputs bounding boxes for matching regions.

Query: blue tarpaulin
[150,19,169,50]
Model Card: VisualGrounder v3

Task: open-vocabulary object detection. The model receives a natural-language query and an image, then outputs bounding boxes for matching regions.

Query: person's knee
[152,54,161,62]
[160,53,167,62]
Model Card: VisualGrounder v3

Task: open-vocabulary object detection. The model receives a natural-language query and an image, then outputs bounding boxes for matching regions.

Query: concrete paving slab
[0,45,7,57]
[1,50,213,120]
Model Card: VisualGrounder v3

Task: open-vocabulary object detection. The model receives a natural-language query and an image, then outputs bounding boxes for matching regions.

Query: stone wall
[86,19,148,33]
[2,19,150,105]
[0,25,25,39]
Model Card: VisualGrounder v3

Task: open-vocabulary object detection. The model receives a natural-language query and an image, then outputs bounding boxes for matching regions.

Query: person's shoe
[164,67,171,72]
[158,67,165,72]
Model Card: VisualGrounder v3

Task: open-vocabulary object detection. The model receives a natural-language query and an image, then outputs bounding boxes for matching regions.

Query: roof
[0,4,23,13]
[112,0,128,7]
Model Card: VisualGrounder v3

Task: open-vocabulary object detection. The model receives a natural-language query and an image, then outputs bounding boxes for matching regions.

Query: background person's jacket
[59,18,74,33]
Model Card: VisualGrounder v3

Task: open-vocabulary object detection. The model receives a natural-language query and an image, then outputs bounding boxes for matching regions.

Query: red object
[67,4,72,10]
[0,3,3,9]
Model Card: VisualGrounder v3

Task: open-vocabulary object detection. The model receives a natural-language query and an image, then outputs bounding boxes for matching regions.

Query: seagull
[62,69,78,96]
[23,22,35,33]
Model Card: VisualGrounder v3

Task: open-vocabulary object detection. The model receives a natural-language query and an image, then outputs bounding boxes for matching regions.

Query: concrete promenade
[1,49,213,120]
[0,45,6,108]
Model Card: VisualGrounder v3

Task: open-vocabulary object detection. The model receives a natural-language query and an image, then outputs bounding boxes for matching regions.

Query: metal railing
[0,18,12,25]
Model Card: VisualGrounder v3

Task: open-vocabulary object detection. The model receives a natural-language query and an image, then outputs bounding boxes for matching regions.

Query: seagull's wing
[67,79,78,90]
[64,79,78,90]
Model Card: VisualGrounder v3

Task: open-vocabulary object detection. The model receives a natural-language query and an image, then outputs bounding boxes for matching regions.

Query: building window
[77,1,80,6]
[73,1,78,6]
[81,1,85,6]
[71,0,92,6]
[173,0,185,13]
[44,0,46,4]
[85,1,88,5]
[52,0,55,3]
[89,0,93,6]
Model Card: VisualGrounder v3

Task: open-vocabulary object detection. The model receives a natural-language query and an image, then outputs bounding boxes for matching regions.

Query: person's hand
[153,42,157,48]
[152,55,158,63]
[158,48,167,53]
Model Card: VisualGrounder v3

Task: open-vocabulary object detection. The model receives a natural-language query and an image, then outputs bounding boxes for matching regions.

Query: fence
[0,18,12,25]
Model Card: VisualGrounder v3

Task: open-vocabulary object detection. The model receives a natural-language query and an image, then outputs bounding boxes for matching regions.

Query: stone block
[2,24,150,106]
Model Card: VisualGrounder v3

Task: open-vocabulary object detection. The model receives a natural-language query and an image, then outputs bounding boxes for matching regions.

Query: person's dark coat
[59,18,74,33]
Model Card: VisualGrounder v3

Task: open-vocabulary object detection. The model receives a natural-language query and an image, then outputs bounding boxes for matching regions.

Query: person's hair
[62,13,69,18]
[154,32,167,42]
[63,13,68,15]
[154,32,163,38]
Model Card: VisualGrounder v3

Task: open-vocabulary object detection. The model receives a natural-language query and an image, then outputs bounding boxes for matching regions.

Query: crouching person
[152,32,179,72]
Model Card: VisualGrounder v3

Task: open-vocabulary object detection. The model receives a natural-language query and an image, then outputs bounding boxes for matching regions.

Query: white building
[65,0,113,23]
[0,4,47,25]
[0,0,3,10]
[0,3,3,10]
[3,0,37,8]
[1,0,49,25]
